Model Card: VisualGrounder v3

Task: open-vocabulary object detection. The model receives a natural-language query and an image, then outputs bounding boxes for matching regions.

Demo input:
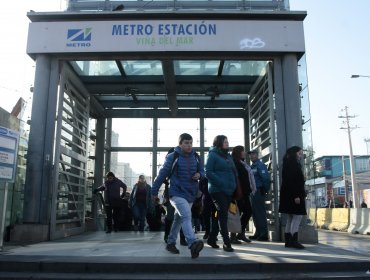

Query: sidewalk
[0,229,369,279]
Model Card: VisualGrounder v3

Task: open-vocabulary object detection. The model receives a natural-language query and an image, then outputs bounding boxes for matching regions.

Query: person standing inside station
[93,171,127,233]
[279,146,306,249]
[129,174,152,232]
[231,145,256,244]
[151,133,204,258]
[205,135,237,252]
[248,150,271,241]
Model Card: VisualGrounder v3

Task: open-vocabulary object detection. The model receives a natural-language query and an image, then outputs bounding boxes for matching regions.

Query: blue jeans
[132,202,147,231]
[251,190,268,237]
[167,196,197,248]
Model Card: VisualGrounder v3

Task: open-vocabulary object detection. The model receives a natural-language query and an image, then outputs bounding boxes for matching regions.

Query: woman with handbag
[230,145,257,244]
[205,135,237,252]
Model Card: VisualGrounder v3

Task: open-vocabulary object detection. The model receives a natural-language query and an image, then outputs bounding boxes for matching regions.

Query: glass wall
[107,117,245,185]
[111,118,153,147]
[298,54,314,180]
[158,119,200,147]
[204,118,244,148]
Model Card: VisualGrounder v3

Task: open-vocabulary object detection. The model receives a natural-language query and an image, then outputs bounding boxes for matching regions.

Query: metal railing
[67,0,290,12]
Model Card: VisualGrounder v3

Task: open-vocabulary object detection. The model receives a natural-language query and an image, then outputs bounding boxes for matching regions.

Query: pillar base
[10,224,49,243]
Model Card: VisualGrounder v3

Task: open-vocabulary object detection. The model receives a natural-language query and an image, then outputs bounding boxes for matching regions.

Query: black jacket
[279,160,306,215]
[95,178,127,207]
[233,159,252,196]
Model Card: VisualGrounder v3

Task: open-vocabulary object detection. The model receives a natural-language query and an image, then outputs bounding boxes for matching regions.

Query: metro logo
[67,28,92,42]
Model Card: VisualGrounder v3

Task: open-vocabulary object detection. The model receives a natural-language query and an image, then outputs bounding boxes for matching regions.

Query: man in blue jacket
[152,133,204,258]
[248,150,271,241]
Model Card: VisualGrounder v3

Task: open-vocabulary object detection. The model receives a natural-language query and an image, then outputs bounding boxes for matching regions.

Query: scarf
[240,159,257,194]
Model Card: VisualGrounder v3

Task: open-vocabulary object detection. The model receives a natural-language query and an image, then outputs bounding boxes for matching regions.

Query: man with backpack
[152,133,204,258]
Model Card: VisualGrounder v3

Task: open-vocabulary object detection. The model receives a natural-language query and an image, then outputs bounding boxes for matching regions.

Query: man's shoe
[207,239,220,249]
[106,229,112,233]
[202,232,209,240]
[190,240,204,258]
[237,233,251,243]
[180,239,188,246]
[223,244,234,252]
[230,237,242,245]
[256,235,269,241]
[166,243,180,254]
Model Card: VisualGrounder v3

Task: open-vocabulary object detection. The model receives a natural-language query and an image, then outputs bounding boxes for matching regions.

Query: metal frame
[67,0,290,12]
[248,62,278,234]
[50,63,90,239]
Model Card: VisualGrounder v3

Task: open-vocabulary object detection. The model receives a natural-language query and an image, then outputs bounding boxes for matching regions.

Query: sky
[1,0,370,162]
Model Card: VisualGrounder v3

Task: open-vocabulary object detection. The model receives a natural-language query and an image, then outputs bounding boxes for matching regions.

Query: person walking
[205,135,237,252]
[129,175,152,232]
[147,197,166,231]
[198,177,217,241]
[279,146,306,249]
[248,150,271,241]
[162,177,187,245]
[152,133,204,258]
[231,145,256,244]
[93,171,127,233]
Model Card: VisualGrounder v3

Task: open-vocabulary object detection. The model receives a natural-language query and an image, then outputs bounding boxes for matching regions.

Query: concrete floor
[1,229,369,262]
[0,230,369,279]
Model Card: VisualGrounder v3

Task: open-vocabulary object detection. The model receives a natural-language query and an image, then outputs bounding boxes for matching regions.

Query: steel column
[282,54,303,148]
[24,55,58,224]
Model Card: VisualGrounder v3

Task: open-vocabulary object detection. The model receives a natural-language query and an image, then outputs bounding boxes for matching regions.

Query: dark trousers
[132,202,148,231]
[106,205,122,230]
[202,201,217,234]
[237,195,252,233]
[209,192,232,245]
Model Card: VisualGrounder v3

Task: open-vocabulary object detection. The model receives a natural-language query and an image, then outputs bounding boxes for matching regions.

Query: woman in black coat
[279,146,306,249]
[231,145,256,244]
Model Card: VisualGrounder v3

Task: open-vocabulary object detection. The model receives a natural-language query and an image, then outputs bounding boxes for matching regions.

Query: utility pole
[338,106,359,208]
[342,155,349,204]
[365,138,370,155]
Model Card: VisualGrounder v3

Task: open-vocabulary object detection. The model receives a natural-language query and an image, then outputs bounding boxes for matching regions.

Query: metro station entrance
[18,5,310,242]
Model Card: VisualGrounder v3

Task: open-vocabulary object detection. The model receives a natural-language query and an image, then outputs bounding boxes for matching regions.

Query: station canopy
[68,59,268,117]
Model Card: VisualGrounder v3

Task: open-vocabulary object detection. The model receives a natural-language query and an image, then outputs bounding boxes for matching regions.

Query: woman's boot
[284,232,292,248]
[230,233,242,244]
[291,232,305,249]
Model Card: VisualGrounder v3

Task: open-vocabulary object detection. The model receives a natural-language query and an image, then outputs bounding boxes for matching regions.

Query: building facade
[306,155,370,208]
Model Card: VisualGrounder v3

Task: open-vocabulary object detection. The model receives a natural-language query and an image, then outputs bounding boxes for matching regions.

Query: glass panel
[158,119,200,147]
[122,60,163,75]
[110,152,153,189]
[298,54,308,91]
[300,87,311,124]
[175,60,219,75]
[204,118,244,148]
[70,61,120,76]
[111,118,153,147]
[223,60,268,76]
[302,120,313,152]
